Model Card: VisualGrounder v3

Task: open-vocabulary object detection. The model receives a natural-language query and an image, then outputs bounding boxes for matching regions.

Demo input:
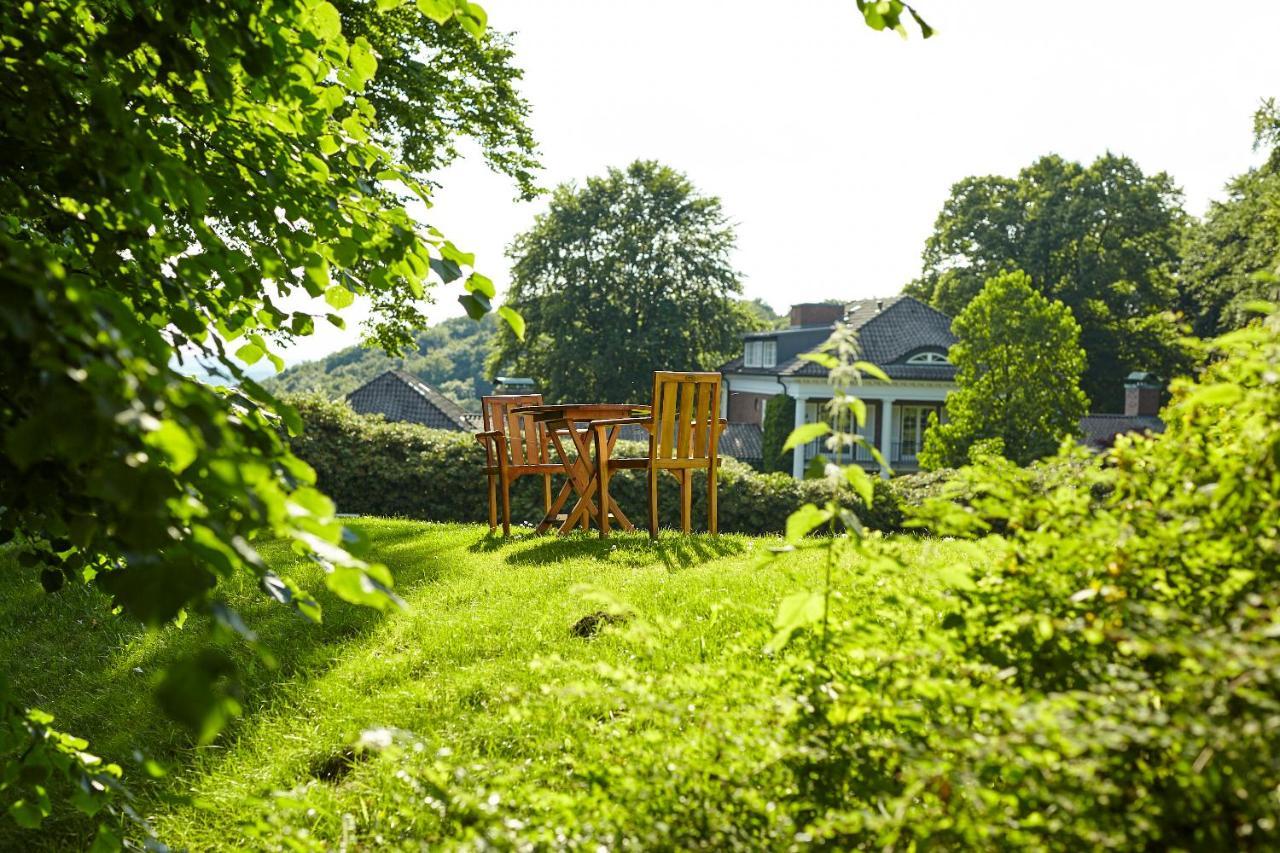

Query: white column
[792,392,809,479]
[878,398,894,479]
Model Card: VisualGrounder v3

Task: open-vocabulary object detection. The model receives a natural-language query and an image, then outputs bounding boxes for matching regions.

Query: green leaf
[88,825,123,853]
[312,1,343,40]
[786,502,832,543]
[783,422,830,452]
[429,256,462,284]
[766,591,825,652]
[324,285,355,310]
[853,360,891,382]
[9,798,46,829]
[348,37,378,87]
[147,420,199,472]
[465,272,496,298]
[376,0,404,10]
[843,464,875,508]
[416,0,455,24]
[498,305,525,340]
[458,292,491,319]
[235,342,264,365]
[799,352,838,369]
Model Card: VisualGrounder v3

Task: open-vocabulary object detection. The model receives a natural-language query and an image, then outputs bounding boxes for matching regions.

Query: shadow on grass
[502,532,744,572]
[0,528,463,850]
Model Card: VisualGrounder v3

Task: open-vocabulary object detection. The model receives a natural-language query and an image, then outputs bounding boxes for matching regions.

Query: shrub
[773,308,1280,848]
[760,393,794,473]
[285,395,902,535]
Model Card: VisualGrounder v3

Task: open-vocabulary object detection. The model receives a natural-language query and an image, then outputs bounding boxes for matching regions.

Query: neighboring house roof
[1080,414,1165,448]
[346,370,470,432]
[722,296,958,382]
[615,422,763,462]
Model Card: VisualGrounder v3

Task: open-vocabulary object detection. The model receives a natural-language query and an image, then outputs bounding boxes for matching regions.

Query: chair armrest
[475,430,502,444]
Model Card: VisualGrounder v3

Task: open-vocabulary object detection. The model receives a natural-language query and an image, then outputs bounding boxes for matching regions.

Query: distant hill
[264,314,496,412]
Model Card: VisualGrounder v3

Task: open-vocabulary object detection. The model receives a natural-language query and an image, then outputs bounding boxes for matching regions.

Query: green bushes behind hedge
[286,396,902,534]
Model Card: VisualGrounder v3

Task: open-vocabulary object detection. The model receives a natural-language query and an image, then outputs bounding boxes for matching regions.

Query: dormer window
[906,350,950,365]
[745,338,777,368]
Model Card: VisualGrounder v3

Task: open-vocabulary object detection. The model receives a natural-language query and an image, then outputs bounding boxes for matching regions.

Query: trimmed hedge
[286,396,903,534]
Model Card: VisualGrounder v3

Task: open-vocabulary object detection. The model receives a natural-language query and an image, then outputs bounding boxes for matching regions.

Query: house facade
[720,298,958,478]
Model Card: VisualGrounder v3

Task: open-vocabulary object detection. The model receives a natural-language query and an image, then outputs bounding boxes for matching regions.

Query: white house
[719,297,959,478]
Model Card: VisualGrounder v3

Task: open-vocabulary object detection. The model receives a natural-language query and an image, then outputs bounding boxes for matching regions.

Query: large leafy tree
[0,0,528,837]
[919,271,1089,469]
[1178,100,1280,337]
[492,161,761,402]
[906,154,1188,412]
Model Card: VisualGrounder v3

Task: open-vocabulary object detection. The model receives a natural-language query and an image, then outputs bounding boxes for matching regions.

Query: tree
[905,153,1188,412]
[0,0,527,836]
[1179,100,1280,337]
[919,271,1089,469]
[492,161,761,402]
[338,0,539,200]
[761,395,797,473]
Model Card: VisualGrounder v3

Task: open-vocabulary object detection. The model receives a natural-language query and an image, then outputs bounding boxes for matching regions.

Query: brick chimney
[1123,371,1162,417]
[789,302,844,328]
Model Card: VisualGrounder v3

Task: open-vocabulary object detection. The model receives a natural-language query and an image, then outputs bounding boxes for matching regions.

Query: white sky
[275,0,1280,367]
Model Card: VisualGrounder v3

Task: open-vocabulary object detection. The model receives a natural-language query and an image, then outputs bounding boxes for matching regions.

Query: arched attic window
[905,350,950,365]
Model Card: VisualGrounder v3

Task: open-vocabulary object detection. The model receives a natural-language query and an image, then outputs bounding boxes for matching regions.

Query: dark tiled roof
[1080,414,1165,448]
[723,296,958,382]
[615,422,763,461]
[346,370,470,432]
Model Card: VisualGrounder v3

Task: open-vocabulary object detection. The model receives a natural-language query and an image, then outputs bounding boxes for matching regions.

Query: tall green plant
[919,270,1089,468]
[760,394,796,473]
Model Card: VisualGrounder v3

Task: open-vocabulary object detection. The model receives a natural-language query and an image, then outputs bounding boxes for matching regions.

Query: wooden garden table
[511,403,650,535]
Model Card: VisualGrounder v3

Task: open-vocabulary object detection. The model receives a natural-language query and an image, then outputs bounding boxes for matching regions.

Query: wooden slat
[657,380,678,459]
[506,407,523,464]
[675,381,695,459]
[522,414,536,462]
[693,383,712,457]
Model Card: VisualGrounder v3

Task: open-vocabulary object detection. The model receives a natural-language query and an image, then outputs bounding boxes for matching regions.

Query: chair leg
[648,466,659,539]
[680,469,692,534]
[708,463,719,535]
[595,427,610,539]
[486,473,498,532]
[500,474,512,537]
[542,473,552,516]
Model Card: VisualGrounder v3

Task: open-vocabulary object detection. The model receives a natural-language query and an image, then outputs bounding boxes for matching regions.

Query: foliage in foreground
[920,269,1089,468]
[769,305,1280,847]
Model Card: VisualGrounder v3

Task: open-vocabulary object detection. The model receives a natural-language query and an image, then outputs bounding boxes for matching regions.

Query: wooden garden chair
[475,394,563,536]
[589,371,725,538]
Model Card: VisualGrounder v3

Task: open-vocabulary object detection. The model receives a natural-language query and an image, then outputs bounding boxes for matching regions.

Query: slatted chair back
[650,371,722,462]
[481,394,546,466]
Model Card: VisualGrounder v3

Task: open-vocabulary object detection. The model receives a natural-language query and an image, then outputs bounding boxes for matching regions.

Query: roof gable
[346,370,470,431]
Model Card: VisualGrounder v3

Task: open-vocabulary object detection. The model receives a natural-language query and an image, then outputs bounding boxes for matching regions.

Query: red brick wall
[788,303,844,327]
[728,391,770,424]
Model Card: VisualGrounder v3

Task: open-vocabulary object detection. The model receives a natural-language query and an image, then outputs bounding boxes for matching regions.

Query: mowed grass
[0,520,985,849]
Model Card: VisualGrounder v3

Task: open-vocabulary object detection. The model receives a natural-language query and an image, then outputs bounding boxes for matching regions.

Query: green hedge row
[286,396,903,534]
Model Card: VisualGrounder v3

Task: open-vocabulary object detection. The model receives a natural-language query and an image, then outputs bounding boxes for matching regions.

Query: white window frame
[906,350,950,365]
[744,339,777,369]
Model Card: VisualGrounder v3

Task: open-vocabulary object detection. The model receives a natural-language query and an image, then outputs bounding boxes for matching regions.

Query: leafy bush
[760,393,795,473]
[769,307,1280,848]
[286,395,902,534]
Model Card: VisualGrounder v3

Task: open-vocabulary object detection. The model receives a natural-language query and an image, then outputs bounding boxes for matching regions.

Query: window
[906,350,950,365]
[894,404,939,461]
[803,400,875,464]
[744,338,777,368]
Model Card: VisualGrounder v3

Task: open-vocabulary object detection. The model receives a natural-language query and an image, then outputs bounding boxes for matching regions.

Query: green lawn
[1,520,981,849]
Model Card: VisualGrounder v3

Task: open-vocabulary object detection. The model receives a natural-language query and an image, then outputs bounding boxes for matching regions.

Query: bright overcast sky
[276,0,1280,366]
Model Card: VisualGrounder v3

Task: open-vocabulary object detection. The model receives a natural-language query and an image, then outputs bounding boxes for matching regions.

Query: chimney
[1123,371,1162,417]
[788,302,845,328]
